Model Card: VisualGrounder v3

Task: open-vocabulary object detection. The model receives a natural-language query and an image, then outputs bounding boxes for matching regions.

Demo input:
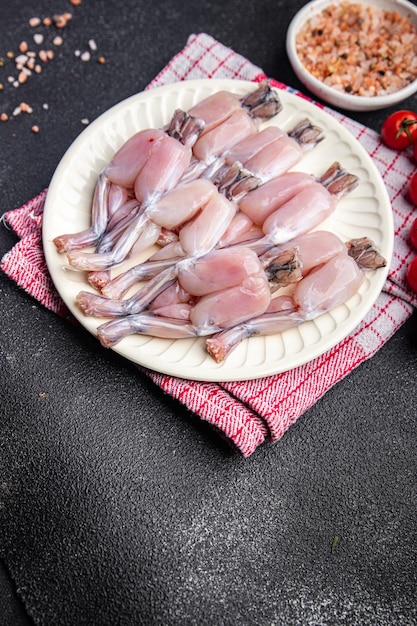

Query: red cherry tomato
[381,110,417,150]
[410,218,417,250]
[409,172,417,206]
[406,256,417,292]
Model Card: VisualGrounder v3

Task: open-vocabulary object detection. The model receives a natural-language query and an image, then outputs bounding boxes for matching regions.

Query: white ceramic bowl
[286,0,417,111]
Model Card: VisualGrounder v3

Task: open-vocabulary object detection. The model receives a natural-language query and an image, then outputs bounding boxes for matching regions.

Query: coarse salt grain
[2,3,99,134]
[20,102,33,113]
[296,1,417,97]
[15,54,28,65]
[18,71,28,84]
[53,12,72,28]
[38,50,48,63]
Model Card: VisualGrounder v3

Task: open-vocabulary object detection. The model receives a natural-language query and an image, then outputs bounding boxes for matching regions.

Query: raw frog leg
[105,109,204,189]
[293,251,364,320]
[63,110,205,271]
[53,172,111,253]
[149,281,198,321]
[183,81,283,181]
[206,295,303,363]
[211,123,325,246]
[205,117,325,186]
[235,118,325,184]
[97,315,199,347]
[98,167,257,299]
[238,170,317,226]
[95,247,273,346]
[205,235,387,362]
[188,81,282,134]
[92,236,386,355]
[244,162,359,254]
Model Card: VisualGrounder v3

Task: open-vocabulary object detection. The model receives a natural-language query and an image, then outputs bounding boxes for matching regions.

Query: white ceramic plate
[43,79,393,381]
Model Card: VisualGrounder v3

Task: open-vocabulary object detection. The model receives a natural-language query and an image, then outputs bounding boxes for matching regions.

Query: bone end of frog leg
[75,291,127,318]
[262,247,302,289]
[53,235,71,253]
[346,237,387,270]
[327,172,359,198]
[88,270,111,292]
[214,162,260,199]
[76,291,99,316]
[206,324,248,363]
[289,118,326,148]
[318,161,343,186]
[165,109,206,147]
[240,81,282,120]
[206,334,230,363]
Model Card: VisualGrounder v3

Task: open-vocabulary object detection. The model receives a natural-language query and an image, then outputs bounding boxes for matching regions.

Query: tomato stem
[396,118,417,140]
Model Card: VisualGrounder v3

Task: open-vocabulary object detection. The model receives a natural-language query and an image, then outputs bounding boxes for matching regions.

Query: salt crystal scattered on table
[20,102,33,113]
[29,17,41,28]
[15,54,28,65]
[18,71,28,84]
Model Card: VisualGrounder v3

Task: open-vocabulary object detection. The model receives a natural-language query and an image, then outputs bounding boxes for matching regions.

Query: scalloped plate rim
[42,78,393,382]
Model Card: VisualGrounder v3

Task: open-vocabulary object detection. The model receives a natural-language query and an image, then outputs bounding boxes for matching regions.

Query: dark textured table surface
[1,1,417,625]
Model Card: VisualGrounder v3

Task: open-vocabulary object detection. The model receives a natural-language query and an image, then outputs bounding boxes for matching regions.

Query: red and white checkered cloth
[2,33,417,456]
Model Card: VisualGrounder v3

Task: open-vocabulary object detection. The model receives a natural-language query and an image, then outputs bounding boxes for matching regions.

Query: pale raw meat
[293,252,364,320]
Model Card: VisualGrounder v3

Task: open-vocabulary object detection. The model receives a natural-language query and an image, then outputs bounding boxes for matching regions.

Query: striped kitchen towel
[2,33,416,456]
